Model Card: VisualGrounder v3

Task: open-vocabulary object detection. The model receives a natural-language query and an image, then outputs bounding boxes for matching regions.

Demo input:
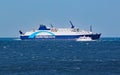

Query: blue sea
[0,38,120,75]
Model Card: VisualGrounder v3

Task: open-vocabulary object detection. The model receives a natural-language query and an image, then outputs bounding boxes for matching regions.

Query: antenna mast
[69,21,75,28]
[90,25,92,32]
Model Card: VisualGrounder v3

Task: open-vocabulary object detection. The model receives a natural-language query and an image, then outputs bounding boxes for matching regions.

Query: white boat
[76,36,92,41]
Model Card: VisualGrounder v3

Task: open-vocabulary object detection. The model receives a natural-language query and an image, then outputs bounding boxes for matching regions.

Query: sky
[0,0,120,37]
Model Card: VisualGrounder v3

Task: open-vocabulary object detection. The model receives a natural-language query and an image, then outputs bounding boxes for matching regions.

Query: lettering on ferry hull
[35,35,55,38]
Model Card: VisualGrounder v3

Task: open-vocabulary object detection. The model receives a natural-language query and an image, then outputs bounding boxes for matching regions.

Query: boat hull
[20,33,101,40]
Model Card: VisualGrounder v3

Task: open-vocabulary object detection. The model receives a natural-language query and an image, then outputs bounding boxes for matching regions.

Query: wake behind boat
[19,21,101,40]
[76,36,92,41]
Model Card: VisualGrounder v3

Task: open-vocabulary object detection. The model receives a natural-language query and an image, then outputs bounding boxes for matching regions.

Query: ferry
[19,21,101,40]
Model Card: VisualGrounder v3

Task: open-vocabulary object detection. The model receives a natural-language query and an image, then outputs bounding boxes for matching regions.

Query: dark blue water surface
[0,38,120,75]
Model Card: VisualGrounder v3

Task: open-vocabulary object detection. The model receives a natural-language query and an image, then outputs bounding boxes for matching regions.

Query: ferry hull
[20,34,101,40]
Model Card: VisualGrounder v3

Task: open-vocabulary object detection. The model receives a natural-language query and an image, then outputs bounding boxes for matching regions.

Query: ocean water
[0,38,120,75]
